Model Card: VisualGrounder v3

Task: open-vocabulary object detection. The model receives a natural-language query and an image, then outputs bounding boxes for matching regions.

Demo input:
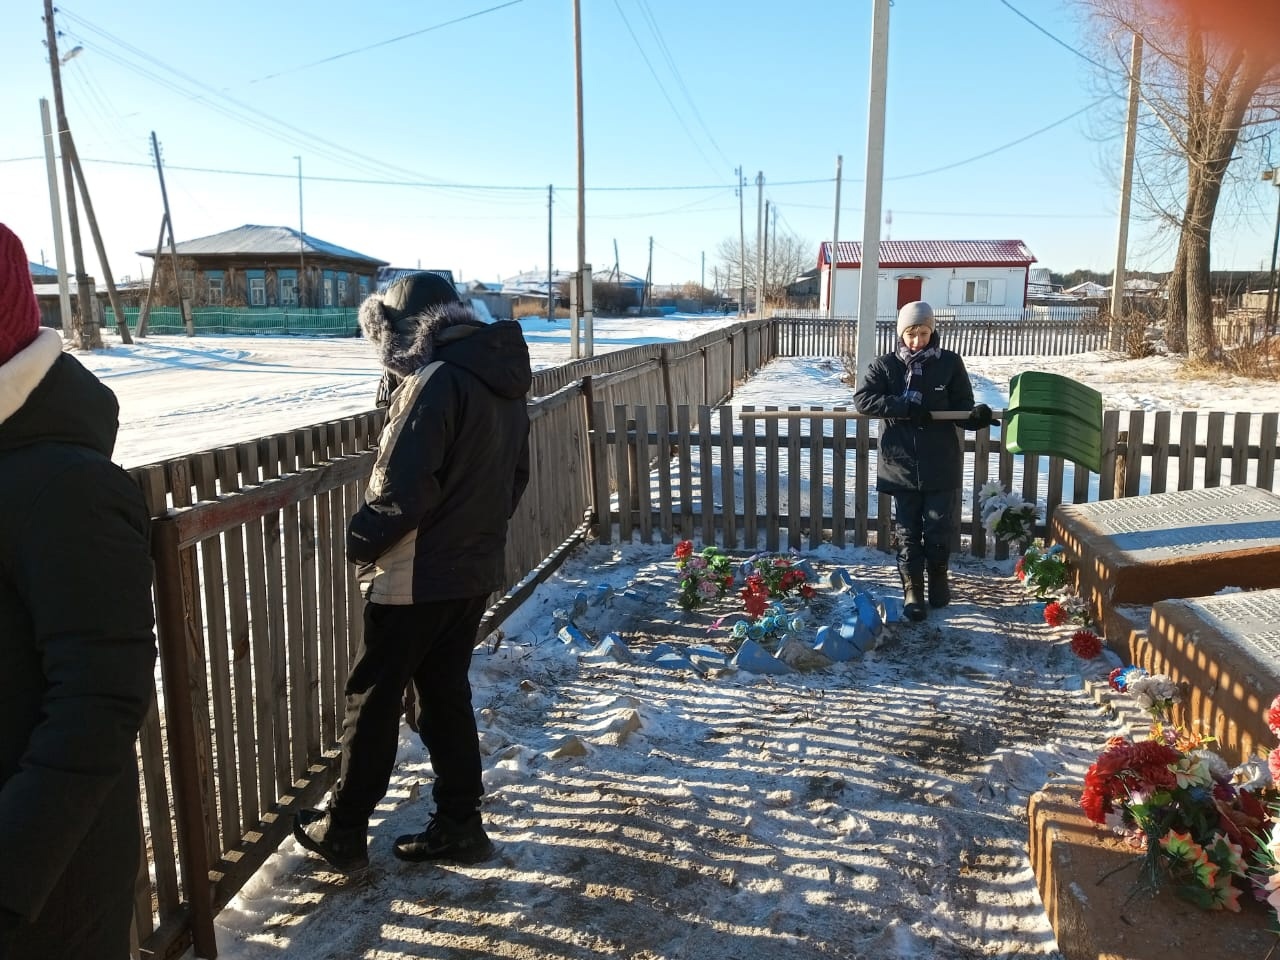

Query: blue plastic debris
[571,593,590,619]
[880,595,905,623]
[852,591,885,640]
[686,644,731,668]
[651,652,701,672]
[644,642,680,662]
[586,631,632,663]
[592,583,615,606]
[730,639,793,675]
[827,567,854,592]
[557,624,592,649]
[813,624,864,662]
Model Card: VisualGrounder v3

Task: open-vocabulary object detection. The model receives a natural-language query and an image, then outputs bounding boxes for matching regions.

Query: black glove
[907,404,932,427]
[967,403,994,430]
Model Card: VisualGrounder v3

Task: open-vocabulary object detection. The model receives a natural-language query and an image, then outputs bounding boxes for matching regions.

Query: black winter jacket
[0,329,156,952]
[349,301,532,603]
[853,339,977,493]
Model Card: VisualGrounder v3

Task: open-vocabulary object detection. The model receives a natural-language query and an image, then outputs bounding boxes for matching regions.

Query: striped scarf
[896,338,941,406]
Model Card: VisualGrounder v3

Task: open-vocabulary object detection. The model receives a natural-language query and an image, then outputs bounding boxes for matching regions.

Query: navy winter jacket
[853,342,976,493]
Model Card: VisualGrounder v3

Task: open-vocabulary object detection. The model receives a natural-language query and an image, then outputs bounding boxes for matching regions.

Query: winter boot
[902,575,928,622]
[393,812,495,864]
[927,563,951,608]
[293,808,369,872]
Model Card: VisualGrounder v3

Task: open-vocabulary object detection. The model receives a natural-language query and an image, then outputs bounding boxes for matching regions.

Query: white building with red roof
[818,239,1037,316]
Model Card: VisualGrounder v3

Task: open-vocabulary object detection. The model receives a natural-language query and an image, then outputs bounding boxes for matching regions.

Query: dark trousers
[330,596,489,826]
[892,489,955,580]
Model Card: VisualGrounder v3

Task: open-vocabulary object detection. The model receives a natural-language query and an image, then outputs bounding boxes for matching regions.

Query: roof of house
[29,261,58,279]
[592,268,646,287]
[139,224,388,265]
[374,267,455,293]
[1064,281,1108,296]
[819,239,1036,269]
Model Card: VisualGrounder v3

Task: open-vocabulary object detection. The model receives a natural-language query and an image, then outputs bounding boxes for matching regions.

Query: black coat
[0,331,156,956]
[853,342,976,493]
[349,304,532,603]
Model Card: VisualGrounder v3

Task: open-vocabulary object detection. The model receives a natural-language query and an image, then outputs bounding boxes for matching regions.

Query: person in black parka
[0,224,156,959]
[294,272,530,871]
[853,301,993,621]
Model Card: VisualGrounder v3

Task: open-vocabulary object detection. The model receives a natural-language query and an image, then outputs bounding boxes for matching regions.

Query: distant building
[1064,280,1108,298]
[817,239,1037,315]
[139,224,387,309]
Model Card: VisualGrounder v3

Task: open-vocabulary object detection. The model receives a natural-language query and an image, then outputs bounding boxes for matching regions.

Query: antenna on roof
[885,209,892,241]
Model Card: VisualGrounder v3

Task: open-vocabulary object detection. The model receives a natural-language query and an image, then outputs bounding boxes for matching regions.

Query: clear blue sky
[1,0,1276,288]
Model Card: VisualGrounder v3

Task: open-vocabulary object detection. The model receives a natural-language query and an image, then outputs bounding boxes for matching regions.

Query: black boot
[902,574,928,622]
[927,563,951,608]
[394,811,495,864]
[293,808,369,872]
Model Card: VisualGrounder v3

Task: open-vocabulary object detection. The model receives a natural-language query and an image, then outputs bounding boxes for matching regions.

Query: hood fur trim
[359,297,484,376]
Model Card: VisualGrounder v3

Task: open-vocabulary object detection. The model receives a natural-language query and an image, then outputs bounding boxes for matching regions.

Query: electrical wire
[995,0,1117,74]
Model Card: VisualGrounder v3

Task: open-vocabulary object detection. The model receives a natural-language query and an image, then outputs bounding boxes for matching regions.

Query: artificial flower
[1043,601,1067,627]
[1070,629,1103,659]
[1267,693,1280,737]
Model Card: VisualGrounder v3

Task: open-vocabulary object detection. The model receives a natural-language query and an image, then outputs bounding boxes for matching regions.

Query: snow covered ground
[61,320,1280,959]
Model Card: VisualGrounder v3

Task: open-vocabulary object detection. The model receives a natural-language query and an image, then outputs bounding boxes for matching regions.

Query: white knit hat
[896,301,935,337]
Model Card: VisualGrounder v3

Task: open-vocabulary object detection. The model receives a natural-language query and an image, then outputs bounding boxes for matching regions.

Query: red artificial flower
[674,540,693,560]
[1014,556,1026,581]
[800,584,815,600]
[1108,667,1126,692]
[1267,693,1280,738]
[1080,738,1181,824]
[1070,629,1103,660]
[1043,601,1067,627]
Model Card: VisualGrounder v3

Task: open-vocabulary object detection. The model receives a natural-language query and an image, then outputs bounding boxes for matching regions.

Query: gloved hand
[967,403,994,430]
[907,404,932,427]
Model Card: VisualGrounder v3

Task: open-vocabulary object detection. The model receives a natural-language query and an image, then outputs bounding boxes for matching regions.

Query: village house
[818,239,1037,317]
[139,224,387,309]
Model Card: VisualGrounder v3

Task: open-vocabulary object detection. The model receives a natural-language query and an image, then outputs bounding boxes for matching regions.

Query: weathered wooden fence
[590,404,1280,563]
[121,311,1269,957]
[771,312,1110,358]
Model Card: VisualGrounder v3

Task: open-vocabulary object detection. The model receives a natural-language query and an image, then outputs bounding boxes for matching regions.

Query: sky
[55,321,1280,959]
[2,0,1279,292]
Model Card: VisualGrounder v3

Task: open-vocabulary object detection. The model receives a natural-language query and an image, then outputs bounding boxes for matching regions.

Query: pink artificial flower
[1267,693,1280,738]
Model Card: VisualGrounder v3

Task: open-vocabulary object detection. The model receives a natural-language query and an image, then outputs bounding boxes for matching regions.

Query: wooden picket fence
[120,310,1273,958]
[590,404,1280,562]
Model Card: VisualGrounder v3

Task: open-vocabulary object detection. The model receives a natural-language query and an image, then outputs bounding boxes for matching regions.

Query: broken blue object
[592,583,614,606]
[651,651,701,672]
[557,624,592,649]
[644,642,681,662]
[827,567,853,591]
[880,596,905,623]
[686,644,730,668]
[588,631,632,662]
[730,639,793,675]
[852,591,885,636]
[813,625,862,662]
[571,592,590,619]
[794,558,816,579]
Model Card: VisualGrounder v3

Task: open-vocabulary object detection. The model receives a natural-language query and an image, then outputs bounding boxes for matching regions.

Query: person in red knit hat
[0,224,157,960]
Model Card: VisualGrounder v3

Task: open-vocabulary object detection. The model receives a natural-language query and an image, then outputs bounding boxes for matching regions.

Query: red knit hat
[0,224,41,365]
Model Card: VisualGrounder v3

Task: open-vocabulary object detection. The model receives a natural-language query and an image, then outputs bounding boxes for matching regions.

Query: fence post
[151,516,218,959]
[1113,430,1129,499]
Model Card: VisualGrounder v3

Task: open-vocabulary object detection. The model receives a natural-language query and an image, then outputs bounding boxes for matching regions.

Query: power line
[245,1,526,85]
[995,0,1116,74]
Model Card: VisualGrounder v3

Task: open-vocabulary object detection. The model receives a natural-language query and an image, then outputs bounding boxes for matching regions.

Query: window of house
[180,270,195,301]
[337,277,348,304]
[323,280,334,306]
[249,277,266,306]
[358,276,369,300]
[279,273,298,306]
[207,272,225,305]
[964,280,989,304]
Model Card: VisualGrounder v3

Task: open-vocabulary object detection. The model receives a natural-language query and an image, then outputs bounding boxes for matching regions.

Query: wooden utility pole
[644,236,653,312]
[137,214,168,337]
[547,184,554,320]
[762,200,770,309]
[44,0,98,349]
[294,156,305,307]
[151,131,193,335]
[737,165,746,313]
[755,172,764,317]
[1109,33,1143,346]
[572,0,591,356]
[830,154,843,325]
[66,136,132,343]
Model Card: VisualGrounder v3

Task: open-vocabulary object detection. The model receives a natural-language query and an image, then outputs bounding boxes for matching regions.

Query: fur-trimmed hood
[359,296,487,377]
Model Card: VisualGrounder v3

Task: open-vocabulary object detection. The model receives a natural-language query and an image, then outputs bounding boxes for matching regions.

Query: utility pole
[66,137,132,342]
[830,154,843,328]
[701,250,705,303]
[38,98,71,337]
[644,235,653,312]
[762,200,770,310]
[44,0,98,349]
[547,184,554,321]
[755,171,764,318]
[1264,167,1280,330]
[152,132,193,335]
[1109,32,1143,346]
[295,156,305,308]
[856,0,890,384]
[736,165,746,315]
[572,0,590,357]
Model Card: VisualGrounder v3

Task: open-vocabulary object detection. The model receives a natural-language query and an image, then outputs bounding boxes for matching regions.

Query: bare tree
[717,230,814,305]
[1080,0,1280,359]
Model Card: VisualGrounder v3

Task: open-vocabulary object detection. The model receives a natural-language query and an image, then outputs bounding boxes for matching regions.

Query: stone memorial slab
[1049,485,1280,638]
[1139,588,1280,764]
[1028,784,1275,960]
